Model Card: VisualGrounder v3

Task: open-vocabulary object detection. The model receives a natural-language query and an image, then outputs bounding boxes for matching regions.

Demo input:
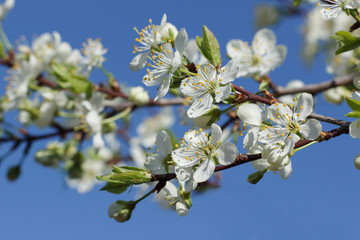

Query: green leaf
[346,97,360,111]
[345,111,360,118]
[100,182,128,194]
[333,31,360,55]
[196,26,221,66]
[97,166,152,185]
[0,40,6,59]
[52,63,93,98]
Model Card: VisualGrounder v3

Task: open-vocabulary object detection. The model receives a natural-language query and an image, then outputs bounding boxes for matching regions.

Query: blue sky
[1,0,360,239]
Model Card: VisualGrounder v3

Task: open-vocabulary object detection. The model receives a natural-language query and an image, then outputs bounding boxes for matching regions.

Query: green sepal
[196,25,221,66]
[100,182,128,194]
[346,97,360,111]
[332,31,360,55]
[345,111,360,118]
[259,79,270,91]
[52,63,93,98]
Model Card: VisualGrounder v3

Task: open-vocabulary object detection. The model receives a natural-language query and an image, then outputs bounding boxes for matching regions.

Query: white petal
[129,52,149,71]
[154,74,171,100]
[220,59,239,84]
[175,201,188,216]
[214,84,231,102]
[226,39,252,60]
[156,130,172,155]
[251,158,269,171]
[279,161,292,180]
[210,123,222,146]
[252,28,276,56]
[243,127,259,150]
[300,119,322,140]
[217,143,238,165]
[350,119,360,139]
[295,93,314,121]
[193,159,215,183]
[171,148,200,167]
[162,181,178,197]
[237,103,264,126]
[187,93,213,118]
[175,28,189,55]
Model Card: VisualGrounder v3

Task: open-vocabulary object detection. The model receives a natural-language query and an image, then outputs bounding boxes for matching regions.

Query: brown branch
[273,74,354,97]
[150,125,350,183]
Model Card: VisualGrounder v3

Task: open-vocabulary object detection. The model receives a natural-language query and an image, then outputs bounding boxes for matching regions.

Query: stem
[133,186,156,204]
[0,23,11,50]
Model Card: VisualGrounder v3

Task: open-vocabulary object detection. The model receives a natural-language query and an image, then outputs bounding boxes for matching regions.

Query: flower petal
[295,93,314,121]
[237,103,264,126]
[187,93,213,118]
[350,119,360,139]
[252,28,276,56]
[193,159,215,183]
[156,130,172,155]
[175,28,189,55]
[279,161,292,180]
[129,52,149,71]
[300,119,322,140]
[217,143,238,165]
[210,123,222,146]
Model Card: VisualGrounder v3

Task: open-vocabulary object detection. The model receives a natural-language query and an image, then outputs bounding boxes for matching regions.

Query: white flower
[318,0,359,20]
[136,107,175,147]
[278,79,305,105]
[143,28,188,100]
[227,28,286,78]
[236,103,266,150]
[259,93,322,155]
[172,124,238,183]
[249,143,293,179]
[180,61,238,118]
[159,13,178,40]
[80,38,107,72]
[183,39,208,65]
[144,130,174,174]
[323,87,345,104]
[130,18,161,71]
[160,181,189,216]
[129,86,150,106]
[80,92,105,149]
[66,159,106,194]
[6,55,40,110]
[0,0,14,20]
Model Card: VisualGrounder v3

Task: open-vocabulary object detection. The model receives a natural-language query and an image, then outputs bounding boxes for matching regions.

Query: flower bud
[129,86,150,106]
[247,169,267,184]
[323,87,344,104]
[354,154,360,170]
[7,165,21,181]
[108,200,136,223]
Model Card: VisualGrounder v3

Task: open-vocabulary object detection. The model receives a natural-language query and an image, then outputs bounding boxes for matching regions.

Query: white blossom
[172,124,238,183]
[0,0,14,20]
[180,61,238,118]
[259,93,322,155]
[317,0,359,20]
[130,18,161,71]
[129,86,150,106]
[227,28,286,78]
[160,181,189,216]
[80,38,107,72]
[143,28,188,100]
